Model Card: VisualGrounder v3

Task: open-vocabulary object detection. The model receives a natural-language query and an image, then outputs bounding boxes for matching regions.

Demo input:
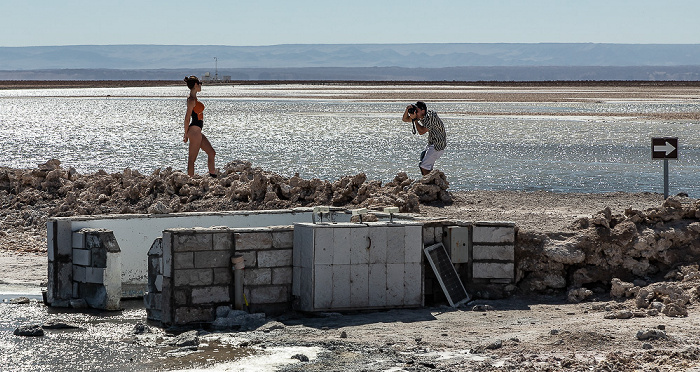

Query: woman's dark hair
[184,75,201,89]
[415,101,427,111]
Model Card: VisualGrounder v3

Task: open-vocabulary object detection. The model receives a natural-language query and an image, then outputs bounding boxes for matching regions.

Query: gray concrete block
[238,251,257,268]
[244,268,272,285]
[175,233,213,252]
[155,275,163,292]
[250,285,289,304]
[368,263,387,307]
[333,228,352,265]
[350,264,369,307]
[422,226,435,245]
[175,289,189,306]
[57,262,72,299]
[56,219,73,256]
[313,227,333,265]
[192,286,230,304]
[212,232,233,251]
[368,226,388,264]
[314,264,333,309]
[271,267,292,285]
[212,268,232,285]
[473,225,515,244]
[174,269,214,286]
[258,249,292,268]
[174,306,215,325]
[47,220,56,262]
[144,292,162,311]
[350,227,369,265]
[404,226,423,264]
[235,232,273,250]
[404,262,422,306]
[194,250,231,268]
[332,264,351,308]
[163,232,172,277]
[386,226,404,264]
[72,249,91,266]
[473,245,515,261]
[72,265,86,283]
[85,267,104,284]
[272,230,294,248]
[174,252,194,269]
[473,262,514,279]
[386,263,405,306]
[72,231,85,249]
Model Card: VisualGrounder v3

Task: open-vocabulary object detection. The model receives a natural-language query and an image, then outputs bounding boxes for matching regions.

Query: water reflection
[0,86,698,197]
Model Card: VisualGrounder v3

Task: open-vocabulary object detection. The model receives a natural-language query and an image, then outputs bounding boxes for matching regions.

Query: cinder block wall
[422,221,468,304]
[235,227,294,315]
[421,221,516,302]
[46,226,122,310]
[472,222,516,284]
[156,226,294,326]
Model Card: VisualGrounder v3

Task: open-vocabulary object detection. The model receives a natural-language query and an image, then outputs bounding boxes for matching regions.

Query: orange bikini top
[191,100,205,122]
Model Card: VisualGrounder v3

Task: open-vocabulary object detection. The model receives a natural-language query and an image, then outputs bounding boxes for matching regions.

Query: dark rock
[636,329,667,341]
[14,324,44,337]
[8,296,31,304]
[43,320,80,329]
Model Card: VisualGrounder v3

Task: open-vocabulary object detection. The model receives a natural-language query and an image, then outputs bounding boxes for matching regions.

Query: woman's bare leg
[200,134,216,175]
[187,127,203,176]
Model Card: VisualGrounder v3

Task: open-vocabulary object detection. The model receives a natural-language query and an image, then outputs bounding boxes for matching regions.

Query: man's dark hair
[415,101,427,111]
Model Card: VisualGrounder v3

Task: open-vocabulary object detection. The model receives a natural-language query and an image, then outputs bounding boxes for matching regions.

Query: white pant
[419,144,444,171]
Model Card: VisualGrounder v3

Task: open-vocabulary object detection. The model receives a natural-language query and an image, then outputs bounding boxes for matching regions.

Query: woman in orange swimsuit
[183,76,217,177]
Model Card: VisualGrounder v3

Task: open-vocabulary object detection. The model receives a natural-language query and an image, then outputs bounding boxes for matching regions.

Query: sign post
[651,137,678,199]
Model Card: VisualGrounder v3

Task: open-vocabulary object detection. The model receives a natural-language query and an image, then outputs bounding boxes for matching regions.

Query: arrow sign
[651,137,678,159]
[654,141,676,155]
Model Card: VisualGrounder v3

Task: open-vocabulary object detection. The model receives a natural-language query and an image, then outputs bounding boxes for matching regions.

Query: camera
[407,105,417,115]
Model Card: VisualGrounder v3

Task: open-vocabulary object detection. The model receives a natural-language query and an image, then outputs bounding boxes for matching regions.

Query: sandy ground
[2,82,700,371]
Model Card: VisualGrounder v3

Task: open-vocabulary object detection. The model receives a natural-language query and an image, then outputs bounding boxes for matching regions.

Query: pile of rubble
[517,196,700,314]
[0,159,451,253]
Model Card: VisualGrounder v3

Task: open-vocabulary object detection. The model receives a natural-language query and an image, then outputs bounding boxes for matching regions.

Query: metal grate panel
[424,243,471,307]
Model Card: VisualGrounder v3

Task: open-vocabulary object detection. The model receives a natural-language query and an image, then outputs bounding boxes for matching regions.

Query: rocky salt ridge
[517,196,700,315]
[0,159,450,253]
[2,159,700,311]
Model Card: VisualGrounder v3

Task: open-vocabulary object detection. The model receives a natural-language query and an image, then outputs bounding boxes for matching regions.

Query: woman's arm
[183,98,195,142]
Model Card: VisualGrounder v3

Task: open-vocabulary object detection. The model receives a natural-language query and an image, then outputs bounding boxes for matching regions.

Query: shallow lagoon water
[1,85,698,197]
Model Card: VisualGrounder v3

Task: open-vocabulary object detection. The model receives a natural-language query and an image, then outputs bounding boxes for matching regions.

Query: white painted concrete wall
[58,209,353,287]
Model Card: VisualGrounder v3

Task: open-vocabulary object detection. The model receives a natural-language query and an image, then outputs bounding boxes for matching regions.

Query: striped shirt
[419,110,447,151]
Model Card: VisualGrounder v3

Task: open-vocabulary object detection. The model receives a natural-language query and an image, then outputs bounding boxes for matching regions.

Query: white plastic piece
[383,207,399,214]
[352,208,368,216]
[314,206,330,214]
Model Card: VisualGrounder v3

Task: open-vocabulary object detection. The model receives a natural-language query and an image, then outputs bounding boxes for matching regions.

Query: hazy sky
[3,0,699,47]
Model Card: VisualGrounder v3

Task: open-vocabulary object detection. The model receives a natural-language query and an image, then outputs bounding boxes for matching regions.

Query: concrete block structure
[472,221,516,283]
[47,227,122,310]
[47,208,516,326]
[293,222,423,312]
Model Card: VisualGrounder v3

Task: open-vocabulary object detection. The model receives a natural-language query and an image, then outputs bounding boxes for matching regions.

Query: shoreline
[4,79,700,89]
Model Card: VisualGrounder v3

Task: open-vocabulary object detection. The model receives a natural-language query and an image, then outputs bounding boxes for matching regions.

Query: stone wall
[154,226,295,326]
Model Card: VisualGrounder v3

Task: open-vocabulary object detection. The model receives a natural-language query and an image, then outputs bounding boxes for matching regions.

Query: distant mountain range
[2,43,700,81]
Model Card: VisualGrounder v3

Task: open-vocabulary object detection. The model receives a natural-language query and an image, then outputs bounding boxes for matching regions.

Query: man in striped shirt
[402,101,447,175]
